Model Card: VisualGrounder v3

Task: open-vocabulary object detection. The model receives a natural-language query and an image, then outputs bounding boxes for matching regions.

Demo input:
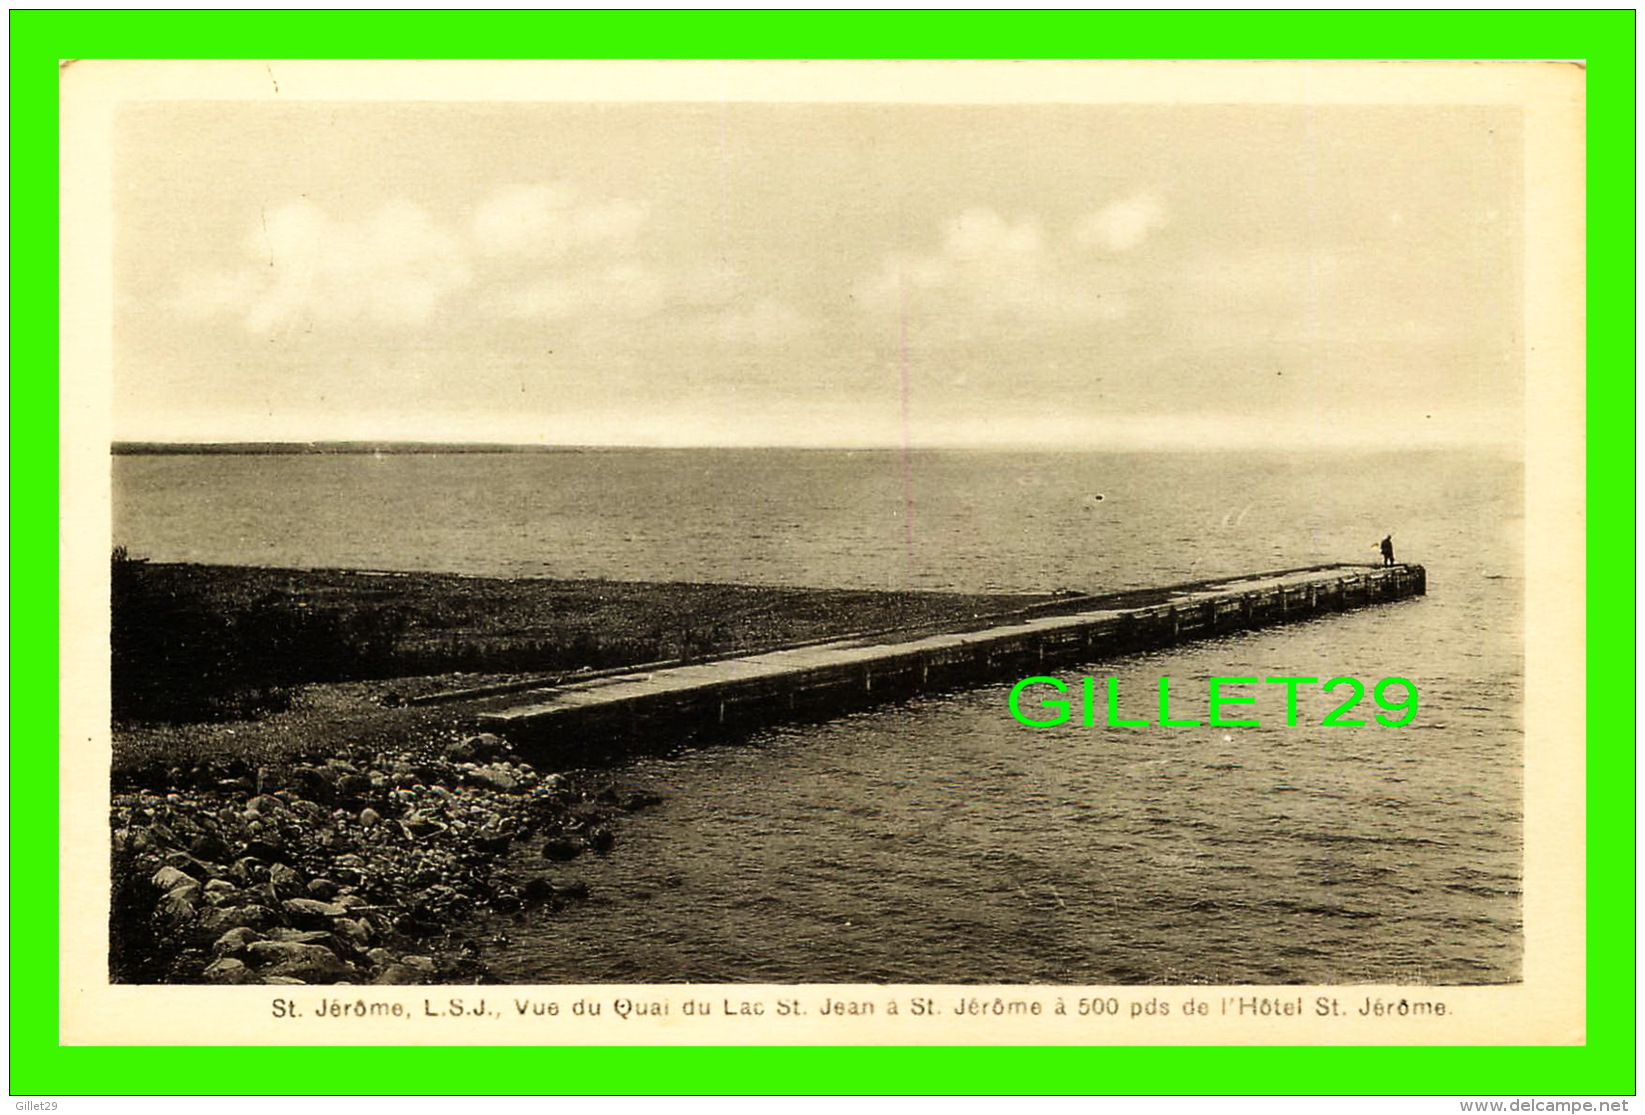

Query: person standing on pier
[1379,534,1396,566]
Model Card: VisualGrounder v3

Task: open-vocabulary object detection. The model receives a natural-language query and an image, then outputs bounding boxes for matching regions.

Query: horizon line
[111,437,1519,456]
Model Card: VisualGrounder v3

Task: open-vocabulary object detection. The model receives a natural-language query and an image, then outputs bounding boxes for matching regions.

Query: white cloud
[170,198,473,333]
[170,198,472,333]
[861,207,1132,333]
[941,208,1042,260]
[170,184,658,336]
[864,209,1040,312]
[494,263,665,321]
[471,184,648,259]
[1074,193,1168,253]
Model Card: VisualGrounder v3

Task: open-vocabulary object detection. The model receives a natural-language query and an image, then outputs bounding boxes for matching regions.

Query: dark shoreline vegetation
[111,554,1042,725]
[111,556,1046,985]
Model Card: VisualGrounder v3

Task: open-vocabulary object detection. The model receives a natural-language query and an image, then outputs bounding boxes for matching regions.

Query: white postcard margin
[58,58,1586,1047]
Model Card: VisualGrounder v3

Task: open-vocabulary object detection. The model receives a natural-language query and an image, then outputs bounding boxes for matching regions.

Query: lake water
[114,447,1523,984]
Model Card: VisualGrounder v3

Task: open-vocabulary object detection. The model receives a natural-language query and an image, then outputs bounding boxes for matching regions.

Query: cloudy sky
[114,99,1522,449]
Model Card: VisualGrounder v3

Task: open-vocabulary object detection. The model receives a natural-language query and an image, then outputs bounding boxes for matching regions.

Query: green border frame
[12,10,1634,1097]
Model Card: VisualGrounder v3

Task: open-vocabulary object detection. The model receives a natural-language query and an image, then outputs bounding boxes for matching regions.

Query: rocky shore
[107,567,1045,985]
[111,730,658,985]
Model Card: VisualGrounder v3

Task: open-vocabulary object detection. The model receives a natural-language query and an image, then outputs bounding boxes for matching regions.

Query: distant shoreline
[111,442,980,455]
[113,441,592,456]
[110,441,1509,457]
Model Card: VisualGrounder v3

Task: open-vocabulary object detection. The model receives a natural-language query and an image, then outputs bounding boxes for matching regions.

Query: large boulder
[371,963,419,985]
[245,795,287,816]
[197,903,279,934]
[228,857,268,885]
[246,941,353,982]
[281,898,347,928]
[466,765,520,793]
[203,957,253,985]
[156,891,197,925]
[189,831,232,863]
[269,862,305,895]
[212,927,261,957]
[203,879,238,905]
[332,918,374,946]
[150,865,194,892]
[263,928,333,945]
[441,738,477,763]
[162,851,222,881]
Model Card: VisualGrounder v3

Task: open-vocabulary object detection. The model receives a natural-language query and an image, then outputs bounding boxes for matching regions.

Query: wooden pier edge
[476,562,1427,765]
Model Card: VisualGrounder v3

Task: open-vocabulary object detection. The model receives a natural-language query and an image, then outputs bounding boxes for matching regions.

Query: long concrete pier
[476,562,1425,763]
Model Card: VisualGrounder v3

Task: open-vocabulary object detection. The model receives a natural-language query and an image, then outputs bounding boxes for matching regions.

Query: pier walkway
[476,562,1425,760]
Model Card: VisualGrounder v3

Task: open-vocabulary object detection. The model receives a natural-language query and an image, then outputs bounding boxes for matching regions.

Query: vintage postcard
[60,58,1585,1046]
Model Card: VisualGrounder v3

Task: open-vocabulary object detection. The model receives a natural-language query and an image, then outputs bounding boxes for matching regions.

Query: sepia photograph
[56,57,1588,1047]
